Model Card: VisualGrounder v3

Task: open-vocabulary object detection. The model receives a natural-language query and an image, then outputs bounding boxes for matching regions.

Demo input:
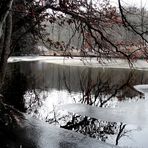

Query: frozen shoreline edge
[7,56,148,70]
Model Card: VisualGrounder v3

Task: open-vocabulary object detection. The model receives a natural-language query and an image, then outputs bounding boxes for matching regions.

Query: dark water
[2,61,148,147]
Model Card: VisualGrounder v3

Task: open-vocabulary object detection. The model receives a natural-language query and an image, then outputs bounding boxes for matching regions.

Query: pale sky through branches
[110,0,148,9]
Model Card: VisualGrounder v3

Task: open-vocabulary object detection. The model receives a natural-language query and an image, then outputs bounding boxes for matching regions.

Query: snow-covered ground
[16,115,119,148]
[8,56,148,70]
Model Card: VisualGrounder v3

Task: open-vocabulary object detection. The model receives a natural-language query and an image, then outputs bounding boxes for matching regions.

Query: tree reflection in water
[4,62,147,146]
[24,68,143,145]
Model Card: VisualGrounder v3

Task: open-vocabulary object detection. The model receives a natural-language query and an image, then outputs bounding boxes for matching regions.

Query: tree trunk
[0,12,12,89]
[0,0,13,39]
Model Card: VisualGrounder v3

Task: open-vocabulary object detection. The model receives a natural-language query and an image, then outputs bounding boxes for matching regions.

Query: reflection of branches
[79,68,135,107]
[61,116,89,130]
[60,114,136,145]
[99,71,134,107]
[61,114,118,142]
[45,105,59,124]
[115,122,139,146]
[115,123,126,145]
[63,67,71,93]
[25,89,48,114]
[80,68,97,105]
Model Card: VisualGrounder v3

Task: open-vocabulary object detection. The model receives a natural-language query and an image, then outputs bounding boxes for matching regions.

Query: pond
[2,56,148,147]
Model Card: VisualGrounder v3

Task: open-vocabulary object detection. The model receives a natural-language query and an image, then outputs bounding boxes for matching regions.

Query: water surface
[3,58,148,147]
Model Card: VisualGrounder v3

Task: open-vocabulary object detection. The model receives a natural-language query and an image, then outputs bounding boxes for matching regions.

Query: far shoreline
[7,56,148,71]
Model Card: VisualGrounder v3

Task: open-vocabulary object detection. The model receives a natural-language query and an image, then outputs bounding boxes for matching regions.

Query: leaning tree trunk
[0,12,12,89]
[0,0,13,39]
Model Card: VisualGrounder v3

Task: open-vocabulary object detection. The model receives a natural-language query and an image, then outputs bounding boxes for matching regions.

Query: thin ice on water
[58,102,148,126]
